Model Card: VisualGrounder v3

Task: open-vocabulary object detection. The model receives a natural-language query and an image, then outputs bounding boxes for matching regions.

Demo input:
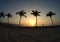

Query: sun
[28,19,36,26]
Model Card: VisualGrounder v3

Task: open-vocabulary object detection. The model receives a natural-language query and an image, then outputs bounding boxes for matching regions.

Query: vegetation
[16,10,27,27]
[46,11,56,26]
[5,13,12,24]
[31,10,41,28]
[0,12,5,23]
[0,10,56,27]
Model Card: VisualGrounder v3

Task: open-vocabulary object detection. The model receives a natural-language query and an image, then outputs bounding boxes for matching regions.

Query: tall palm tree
[16,10,27,27]
[46,11,56,26]
[0,12,5,23]
[31,10,41,28]
[5,13,12,24]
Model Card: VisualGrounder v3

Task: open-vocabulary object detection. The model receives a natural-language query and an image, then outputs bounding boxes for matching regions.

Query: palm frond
[31,10,41,17]
[16,10,26,17]
[5,13,12,18]
[0,12,5,18]
[46,11,56,17]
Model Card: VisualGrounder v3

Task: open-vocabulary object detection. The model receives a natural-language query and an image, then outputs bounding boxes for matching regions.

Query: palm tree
[5,13,12,24]
[31,10,41,28]
[16,10,27,27]
[0,12,5,23]
[46,11,56,26]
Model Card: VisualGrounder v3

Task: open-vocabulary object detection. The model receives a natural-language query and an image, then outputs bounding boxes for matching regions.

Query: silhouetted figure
[46,11,56,26]
[42,24,44,27]
[31,10,41,28]
[5,13,12,24]
[16,10,27,27]
[0,12,5,23]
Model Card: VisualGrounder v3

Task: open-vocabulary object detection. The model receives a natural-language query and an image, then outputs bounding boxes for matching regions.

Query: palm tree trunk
[19,16,21,32]
[8,18,9,24]
[0,18,2,23]
[1,17,3,23]
[0,17,2,23]
[36,16,37,28]
[50,17,53,26]
[19,16,21,27]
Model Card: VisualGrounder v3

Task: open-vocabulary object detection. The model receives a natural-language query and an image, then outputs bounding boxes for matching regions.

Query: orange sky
[0,0,60,26]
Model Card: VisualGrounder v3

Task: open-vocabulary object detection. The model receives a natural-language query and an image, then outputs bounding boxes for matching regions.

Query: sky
[0,0,60,26]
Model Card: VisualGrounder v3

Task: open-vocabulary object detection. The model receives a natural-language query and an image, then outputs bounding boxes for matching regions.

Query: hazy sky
[0,0,60,26]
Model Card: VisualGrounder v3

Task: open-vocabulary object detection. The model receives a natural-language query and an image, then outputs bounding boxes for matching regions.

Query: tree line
[0,10,56,27]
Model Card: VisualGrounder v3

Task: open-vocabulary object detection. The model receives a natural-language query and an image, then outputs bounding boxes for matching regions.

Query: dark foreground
[0,25,60,42]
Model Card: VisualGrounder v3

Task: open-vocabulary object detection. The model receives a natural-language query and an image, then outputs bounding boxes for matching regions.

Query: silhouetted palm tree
[31,10,41,28]
[0,12,5,23]
[5,13,12,24]
[46,11,56,26]
[16,10,27,27]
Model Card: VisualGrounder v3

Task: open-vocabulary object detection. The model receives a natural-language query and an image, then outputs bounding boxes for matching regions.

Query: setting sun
[28,19,36,26]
